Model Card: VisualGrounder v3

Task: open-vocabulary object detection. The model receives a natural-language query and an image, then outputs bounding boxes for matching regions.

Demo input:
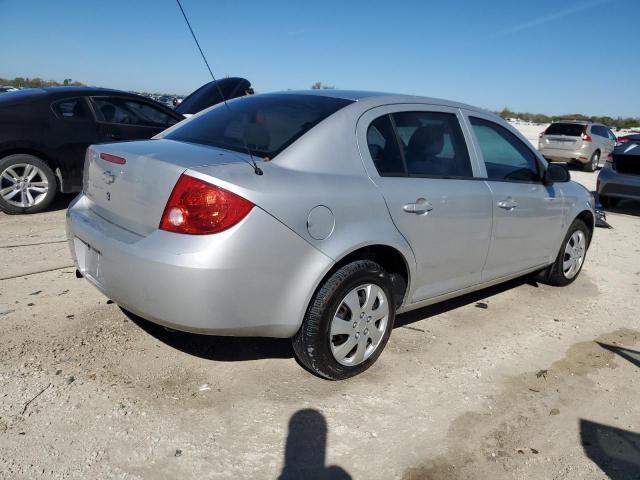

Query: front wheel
[542,219,590,286]
[292,260,396,380]
[0,154,57,214]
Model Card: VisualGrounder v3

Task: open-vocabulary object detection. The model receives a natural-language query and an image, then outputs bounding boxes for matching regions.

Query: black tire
[599,195,619,209]
[540,219,590,287]
[292,260,396,380]
[584,151,600,172]
[0,154,57,214]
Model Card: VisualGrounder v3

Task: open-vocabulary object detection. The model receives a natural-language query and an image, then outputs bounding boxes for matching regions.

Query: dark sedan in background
[597,140,640,208]
[0,87,181,213]
[0,77,252,214]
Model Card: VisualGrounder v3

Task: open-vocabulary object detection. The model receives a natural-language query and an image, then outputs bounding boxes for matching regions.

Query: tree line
[497,107,640,130]
[1,76,85,88]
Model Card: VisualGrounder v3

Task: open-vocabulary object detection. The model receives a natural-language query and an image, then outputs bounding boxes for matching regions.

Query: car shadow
[395,275,536,329]
[48,193,78,212]
[278,409,352,480]
[124,275,537,362]
[580,420,640,480]
[123,309,294,362]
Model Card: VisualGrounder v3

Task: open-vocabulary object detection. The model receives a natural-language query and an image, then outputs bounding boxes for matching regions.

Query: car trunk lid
[84,139,252,236]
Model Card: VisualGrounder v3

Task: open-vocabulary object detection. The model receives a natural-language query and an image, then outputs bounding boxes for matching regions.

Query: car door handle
[497,198,518,210]
[403,198,433,215]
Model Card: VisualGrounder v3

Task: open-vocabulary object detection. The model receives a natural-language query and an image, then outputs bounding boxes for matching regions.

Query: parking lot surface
[1,171,639,479]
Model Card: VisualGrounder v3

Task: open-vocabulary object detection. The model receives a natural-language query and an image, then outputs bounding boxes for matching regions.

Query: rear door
[464,112,565,280]
[49,96,101,190]
[88,96,181,142]
[541,123,584,151]
[357,104,493,302]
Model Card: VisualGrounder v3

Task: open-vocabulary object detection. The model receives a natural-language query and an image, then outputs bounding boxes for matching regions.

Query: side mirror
[544,163,570,185]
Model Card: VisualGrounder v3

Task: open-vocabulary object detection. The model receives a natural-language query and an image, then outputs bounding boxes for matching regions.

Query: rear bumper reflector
[100,153,127,165]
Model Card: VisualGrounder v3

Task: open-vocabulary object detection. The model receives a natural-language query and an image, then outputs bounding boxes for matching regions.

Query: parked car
[538,121,616,171]
[0,86,18,93]
[616,133,640,146]
[597,140,640,207]
[0,87,183,214]
[67,91,595,379]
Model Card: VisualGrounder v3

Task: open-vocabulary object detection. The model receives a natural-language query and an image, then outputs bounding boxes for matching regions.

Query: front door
[358,106,493,303]
[465,113,565,280]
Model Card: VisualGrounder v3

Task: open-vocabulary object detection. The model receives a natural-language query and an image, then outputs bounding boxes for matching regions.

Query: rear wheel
[0,154,57,214]
[541,219,590,286]
[585,151,600,172]
[292,260,395,380]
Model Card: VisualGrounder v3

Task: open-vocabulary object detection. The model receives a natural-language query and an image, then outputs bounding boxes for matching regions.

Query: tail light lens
[159,174,254,235]
[581,126,592,142]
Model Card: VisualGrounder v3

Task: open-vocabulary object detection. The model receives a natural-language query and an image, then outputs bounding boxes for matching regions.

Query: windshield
[545,123,584,136]
[165,93,353,158]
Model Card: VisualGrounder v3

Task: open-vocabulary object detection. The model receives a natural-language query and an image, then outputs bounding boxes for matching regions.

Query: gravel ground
[1,169,639,479]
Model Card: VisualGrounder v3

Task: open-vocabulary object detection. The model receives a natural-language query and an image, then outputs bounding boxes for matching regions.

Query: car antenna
[175,0,263,175]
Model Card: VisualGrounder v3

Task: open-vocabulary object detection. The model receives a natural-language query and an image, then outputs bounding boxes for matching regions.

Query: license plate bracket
[74,237,103,285]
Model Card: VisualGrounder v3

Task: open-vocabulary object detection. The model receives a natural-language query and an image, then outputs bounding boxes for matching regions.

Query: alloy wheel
[0,163,49,208]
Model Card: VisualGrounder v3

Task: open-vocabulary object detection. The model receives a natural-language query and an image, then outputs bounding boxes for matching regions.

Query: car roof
[42,86,136,97]
[278,89,486,113]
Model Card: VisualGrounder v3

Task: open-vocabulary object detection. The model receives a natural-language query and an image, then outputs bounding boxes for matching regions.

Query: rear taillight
[159,174,254,235]
[581,126,592,142]
[617,136,630,143]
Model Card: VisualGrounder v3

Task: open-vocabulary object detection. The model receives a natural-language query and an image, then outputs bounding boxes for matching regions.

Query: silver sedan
[67,91,595,379]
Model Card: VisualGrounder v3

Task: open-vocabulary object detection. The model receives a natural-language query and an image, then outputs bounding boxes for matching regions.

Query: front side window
[51,98,88,120]
[470,116,540,182]
[91,97,178,128]
[165,93,352,159]
[367,111,472,178]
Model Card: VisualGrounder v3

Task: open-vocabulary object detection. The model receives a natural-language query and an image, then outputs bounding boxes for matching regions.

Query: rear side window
[367,115,404,175]
[367,111,472,178]
[545,123,584,136]
[470,117,540,182]
[92,97,178,128]
[166,94,353,159]
[52,98,89,120]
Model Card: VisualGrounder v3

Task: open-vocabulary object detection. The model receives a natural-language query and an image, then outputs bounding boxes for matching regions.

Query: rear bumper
[539,147,591,164]
[597,167,640,200]
[66,195,333,338]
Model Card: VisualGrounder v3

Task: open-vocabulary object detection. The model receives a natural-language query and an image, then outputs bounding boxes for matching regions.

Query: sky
[1,0,638,117]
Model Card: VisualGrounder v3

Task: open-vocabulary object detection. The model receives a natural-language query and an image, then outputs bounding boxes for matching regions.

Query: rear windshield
[545,123,584,136]
[165,93,353,158]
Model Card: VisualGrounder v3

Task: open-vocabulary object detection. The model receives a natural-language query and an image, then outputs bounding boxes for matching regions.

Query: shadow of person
[580,419,640,480]
[597,342,640,369]
[279,409,351,480]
